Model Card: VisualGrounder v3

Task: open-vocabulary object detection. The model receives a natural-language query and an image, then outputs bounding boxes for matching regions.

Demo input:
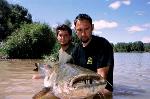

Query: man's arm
[97,66,109,80]
[97,66,112,97]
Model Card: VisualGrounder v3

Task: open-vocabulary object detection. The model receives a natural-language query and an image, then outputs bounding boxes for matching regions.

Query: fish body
[33,63,106,99]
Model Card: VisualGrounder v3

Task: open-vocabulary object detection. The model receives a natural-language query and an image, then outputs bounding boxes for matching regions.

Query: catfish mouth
[70,74,106,89]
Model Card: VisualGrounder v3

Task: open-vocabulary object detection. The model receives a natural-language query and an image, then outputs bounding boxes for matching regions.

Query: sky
[7,0,150,44]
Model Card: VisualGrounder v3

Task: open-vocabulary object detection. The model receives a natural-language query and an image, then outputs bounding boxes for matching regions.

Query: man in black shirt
[72,13,114,98]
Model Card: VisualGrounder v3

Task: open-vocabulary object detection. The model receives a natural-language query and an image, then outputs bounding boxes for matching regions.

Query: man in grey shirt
[56,24,74,64]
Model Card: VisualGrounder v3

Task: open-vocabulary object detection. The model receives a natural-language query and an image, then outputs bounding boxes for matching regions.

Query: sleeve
[97,40,114,68]
[70,45,80,65]
[70,46,77,64]
[65,44,76,64]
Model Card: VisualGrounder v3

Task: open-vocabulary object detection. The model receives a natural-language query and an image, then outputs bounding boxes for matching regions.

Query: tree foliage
[0,0,32,41]
[0,0,11,41]
[114,41,148,52]
[1,23,56,59]
[64,19,72,27]
[9,4,32,29]
[144,43,150,52]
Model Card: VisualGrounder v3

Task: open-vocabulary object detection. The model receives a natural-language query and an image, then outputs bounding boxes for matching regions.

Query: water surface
[0,53,150,99]
[0,59,43,99]
[113,53,150,99]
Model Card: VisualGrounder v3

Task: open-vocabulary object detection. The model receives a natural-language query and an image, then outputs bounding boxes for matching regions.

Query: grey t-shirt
[59,43,74,64]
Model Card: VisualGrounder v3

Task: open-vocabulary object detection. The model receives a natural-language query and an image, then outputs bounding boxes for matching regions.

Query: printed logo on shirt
[87,57,92,64]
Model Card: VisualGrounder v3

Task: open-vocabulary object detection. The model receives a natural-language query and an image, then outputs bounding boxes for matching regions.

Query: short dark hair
[74,13,92,26]
[56,24,72,36]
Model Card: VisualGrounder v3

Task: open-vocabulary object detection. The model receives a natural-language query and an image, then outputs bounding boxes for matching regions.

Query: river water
[113,53,150,99]
[0,53,150,99]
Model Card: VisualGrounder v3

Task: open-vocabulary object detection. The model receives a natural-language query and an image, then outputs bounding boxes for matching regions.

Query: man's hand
[97,66,109,79]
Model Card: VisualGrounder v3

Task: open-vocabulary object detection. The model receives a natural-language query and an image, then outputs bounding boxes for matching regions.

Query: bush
[1,23,56,59]
[43,42,60,62]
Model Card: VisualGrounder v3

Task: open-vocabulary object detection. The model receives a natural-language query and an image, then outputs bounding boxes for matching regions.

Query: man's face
[75,20,93,43]
[57,30,71,46]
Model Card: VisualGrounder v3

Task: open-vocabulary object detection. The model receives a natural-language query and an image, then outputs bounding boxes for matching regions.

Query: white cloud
[109,0,131,10]
[93,20,118,37]
[109,1,121,10]
[127,26,146,33]
[135,11,145,16]
[122,0,131,5]
[141,37,150,43]
[127,23,150,33]
[147,2,150,4]
[7,0,21,4]
[93,20,118,30]
[93,31,103,36]
[143,23,150,28]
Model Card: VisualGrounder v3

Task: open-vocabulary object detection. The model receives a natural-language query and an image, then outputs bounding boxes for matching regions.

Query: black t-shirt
[72,35,114,91]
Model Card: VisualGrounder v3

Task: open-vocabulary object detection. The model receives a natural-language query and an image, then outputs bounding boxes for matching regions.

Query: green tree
[114,42,128,52]
[132,41,144,52]
[0,1,32,41]
[144,43,150,52]
[72,29,80,44]
[0,0,11,41]
[64,19,72,27]
[114,41,145,52]
[1,23,56,59]
[9,4,32,29]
